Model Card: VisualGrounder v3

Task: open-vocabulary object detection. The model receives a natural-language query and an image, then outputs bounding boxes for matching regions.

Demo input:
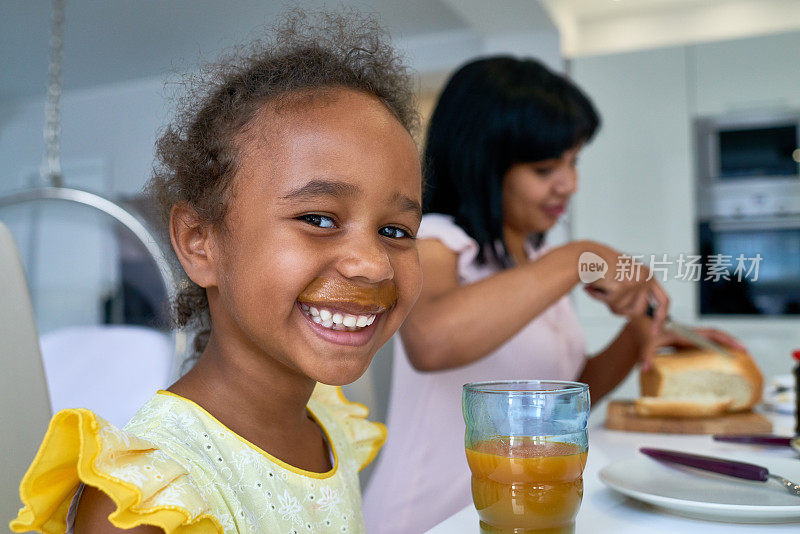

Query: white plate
[599,455,800,523]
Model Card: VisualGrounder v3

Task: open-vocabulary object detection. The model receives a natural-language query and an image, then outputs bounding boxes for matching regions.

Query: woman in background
[363,56,743,533]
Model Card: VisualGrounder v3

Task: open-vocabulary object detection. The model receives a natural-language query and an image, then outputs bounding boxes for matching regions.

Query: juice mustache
[298,278,397,312]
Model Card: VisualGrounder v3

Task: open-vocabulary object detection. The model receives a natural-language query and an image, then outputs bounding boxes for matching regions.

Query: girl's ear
[170,203,218,288]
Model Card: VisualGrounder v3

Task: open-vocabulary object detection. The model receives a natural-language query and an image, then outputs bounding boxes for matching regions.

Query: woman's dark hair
[146,9,418,361]
[423,56,600,265]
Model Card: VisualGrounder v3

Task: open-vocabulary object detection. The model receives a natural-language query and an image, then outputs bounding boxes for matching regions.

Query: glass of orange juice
[463,380,590,534]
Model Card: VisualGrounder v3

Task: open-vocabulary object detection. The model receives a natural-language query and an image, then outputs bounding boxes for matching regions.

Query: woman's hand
[581,243,670,334]
[631,317,747,371]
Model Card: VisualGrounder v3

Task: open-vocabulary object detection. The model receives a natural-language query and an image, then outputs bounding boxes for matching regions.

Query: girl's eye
[299,214,336,228]
[379,226,410,239]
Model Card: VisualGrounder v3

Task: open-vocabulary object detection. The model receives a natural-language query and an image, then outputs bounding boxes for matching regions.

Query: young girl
[11,10,423,534]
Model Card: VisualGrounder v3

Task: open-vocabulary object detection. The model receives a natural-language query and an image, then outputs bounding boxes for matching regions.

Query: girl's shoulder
[11,388,384,534]
[308,383,386,473]
[10,403,223,534]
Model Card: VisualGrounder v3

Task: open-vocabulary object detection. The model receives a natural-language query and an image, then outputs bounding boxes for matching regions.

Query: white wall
[0,76,169,196]
[572,46,695,316]
[484,30,562,72]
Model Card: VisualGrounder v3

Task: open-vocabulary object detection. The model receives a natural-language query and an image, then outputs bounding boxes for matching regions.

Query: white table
[426,403,798,533]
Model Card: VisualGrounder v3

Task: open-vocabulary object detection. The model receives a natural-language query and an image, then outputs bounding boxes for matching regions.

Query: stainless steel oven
[696,111,800,185]
[697,216,800,315]
[695,111,800,316]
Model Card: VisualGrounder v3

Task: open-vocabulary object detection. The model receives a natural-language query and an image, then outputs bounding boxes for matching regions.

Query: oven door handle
[709,215,800,232]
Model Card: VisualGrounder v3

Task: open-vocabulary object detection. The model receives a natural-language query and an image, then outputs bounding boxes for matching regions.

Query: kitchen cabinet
[692,31,800,116]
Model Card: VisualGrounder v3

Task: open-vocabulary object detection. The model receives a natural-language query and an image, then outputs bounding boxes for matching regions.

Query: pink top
[362,214,586,533]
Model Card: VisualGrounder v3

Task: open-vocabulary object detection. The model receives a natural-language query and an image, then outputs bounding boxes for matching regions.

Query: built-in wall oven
[695,111,800,315]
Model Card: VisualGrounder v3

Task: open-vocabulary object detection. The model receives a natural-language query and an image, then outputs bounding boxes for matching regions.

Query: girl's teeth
[301,303,377,332]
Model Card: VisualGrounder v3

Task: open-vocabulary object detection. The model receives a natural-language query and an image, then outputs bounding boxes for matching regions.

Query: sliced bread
[634,395,734,418]
[639,348,763,414]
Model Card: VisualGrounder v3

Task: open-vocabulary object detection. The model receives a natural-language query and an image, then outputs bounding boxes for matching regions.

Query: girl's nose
[336,235,394,283]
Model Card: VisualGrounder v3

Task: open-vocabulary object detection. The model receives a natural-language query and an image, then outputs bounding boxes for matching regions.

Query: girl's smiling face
[202,89,422,385]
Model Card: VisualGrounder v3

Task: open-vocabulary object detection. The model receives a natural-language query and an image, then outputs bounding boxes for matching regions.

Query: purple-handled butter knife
[639,447,800,497]
[713,434,800,452]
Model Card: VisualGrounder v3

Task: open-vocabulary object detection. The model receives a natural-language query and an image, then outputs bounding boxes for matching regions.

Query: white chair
[40,325,173,428]
[0,222,52,525]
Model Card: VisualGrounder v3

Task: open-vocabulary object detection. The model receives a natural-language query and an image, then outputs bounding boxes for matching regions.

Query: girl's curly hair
[146,8,418,363]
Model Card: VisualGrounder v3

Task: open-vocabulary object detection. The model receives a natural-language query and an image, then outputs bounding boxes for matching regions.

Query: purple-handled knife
[639,447,800,497]
[713,434,800,452]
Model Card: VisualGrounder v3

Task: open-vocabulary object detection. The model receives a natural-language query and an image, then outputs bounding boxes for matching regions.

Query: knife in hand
[645,303,735,358]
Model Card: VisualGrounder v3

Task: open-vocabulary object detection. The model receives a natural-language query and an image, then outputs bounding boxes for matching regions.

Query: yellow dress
[10,384,386,534]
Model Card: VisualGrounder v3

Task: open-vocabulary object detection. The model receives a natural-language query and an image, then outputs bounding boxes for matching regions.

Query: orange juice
[466,438,588,534]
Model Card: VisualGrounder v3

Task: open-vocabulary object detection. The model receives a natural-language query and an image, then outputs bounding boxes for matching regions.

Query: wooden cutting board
[605,400,773,434]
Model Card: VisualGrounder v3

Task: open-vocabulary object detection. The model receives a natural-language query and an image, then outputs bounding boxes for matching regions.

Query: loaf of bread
[638,348,763,416]
[634,395,733,418]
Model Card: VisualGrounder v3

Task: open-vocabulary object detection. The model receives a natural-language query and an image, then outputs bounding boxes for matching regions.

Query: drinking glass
[463,380,590,534]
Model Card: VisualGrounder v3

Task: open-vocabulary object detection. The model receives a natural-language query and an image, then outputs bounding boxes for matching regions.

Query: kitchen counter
[426,401,799,533]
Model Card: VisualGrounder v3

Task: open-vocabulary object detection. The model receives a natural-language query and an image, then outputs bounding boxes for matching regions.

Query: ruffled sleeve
[310,384,387,472]
[417,214,480,279]
[10,409,222,534]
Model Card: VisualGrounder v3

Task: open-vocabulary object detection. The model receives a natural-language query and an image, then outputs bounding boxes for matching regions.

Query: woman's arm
[401,239,597,371]
[577,320,644,403]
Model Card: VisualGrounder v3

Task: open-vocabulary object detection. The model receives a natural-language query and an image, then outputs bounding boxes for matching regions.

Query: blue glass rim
[463,379,589,396]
